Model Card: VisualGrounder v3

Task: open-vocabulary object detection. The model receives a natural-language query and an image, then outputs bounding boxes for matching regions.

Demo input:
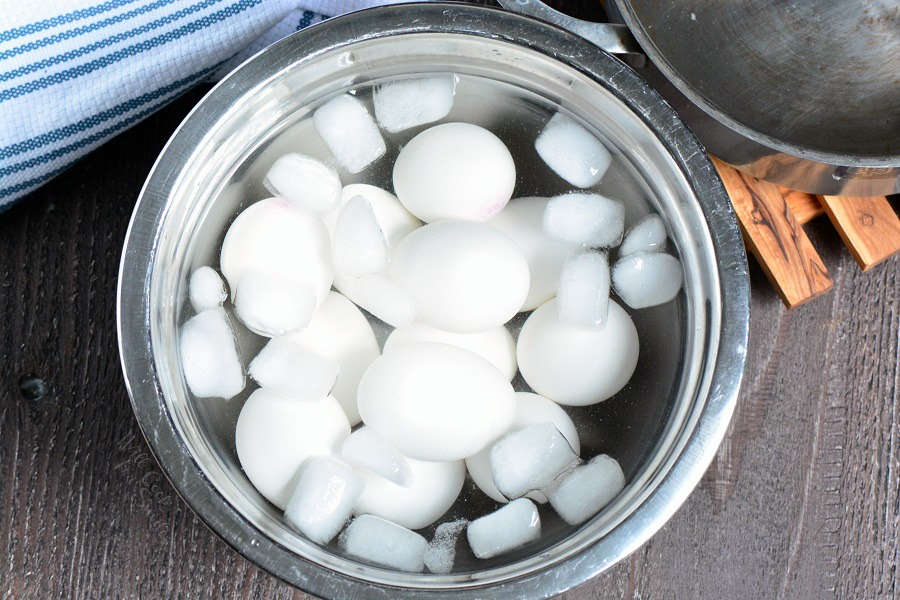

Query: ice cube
[232,271,316,337]
[332,272,416,328]
[619,213,666,256]
[263,153,342,213]
[373,74,456,133]
[612,251,683,309]
[543,192,624,248]
[424,519,468,574]
[339,514,427,572]
[284,456,362,544]
[340,426,411,485]
[179,308,244,399]
[466,392,580,504]
[490,422,579,500]
[535,112,611,188]
[548,454,625,525]
[249,336,339,401]
[313,94,386,173]
[466,498,541,559]
[332,195,388,277]
[188,266,227,313]
[557,251,610,327]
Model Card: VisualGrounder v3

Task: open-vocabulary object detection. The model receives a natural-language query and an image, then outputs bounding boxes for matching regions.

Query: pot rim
[614,0,900,169]
[117,3,749,598]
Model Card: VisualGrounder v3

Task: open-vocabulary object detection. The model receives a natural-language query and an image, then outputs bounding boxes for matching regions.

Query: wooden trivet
[711,157,900,308]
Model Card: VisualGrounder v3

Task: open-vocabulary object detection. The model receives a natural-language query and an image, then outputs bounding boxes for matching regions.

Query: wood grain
[819,195,900,271]
[779,186,824,225]
[711,157,833,307]
[1,3,899,599]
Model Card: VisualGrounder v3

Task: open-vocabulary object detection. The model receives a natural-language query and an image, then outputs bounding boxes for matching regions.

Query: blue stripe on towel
[0,63,218,160]
[0,76,209,200]
[0,0,178,62]
[1,0,226,83]
[0,0,260,103]
[0,0,144,44]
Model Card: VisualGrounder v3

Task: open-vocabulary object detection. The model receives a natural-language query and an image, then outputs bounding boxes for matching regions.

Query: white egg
[384,323,517,381]
[487,197,579,311]
[354,453,465,530]
[466,392,580,503]
[332,272,417,329]
[235,389,350,509]
[517,298,639,406]
[282,291,380,425]
[357,342,516,461]
[393,123,515,222]
[390,221,530,333]
[220,198,332,336]
[322,184,421,246]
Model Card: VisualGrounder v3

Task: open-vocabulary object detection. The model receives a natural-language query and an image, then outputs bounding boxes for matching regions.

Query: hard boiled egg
[488,197,579,311]
[220,197,332,337]
[390,221,529,333]
[282,291,380,425]
[353,438,465,530]
[357,342,516,461]
[393,123,515,222]
[235,388,350,509]
[517,298,639,406]
[384,322,517,381]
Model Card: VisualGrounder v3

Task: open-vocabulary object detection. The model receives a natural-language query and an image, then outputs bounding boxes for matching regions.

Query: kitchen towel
[0,0,416,209]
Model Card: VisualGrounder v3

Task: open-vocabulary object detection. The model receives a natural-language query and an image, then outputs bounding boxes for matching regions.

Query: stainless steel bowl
[118,4,749,598]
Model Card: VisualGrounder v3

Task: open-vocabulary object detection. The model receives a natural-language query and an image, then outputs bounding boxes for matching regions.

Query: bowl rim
[117,3,749,598]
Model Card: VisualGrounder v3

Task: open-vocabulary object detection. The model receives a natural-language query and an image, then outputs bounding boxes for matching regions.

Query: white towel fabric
[0,0,415,209]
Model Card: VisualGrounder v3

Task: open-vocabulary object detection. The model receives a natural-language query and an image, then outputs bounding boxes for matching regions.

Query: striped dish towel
[0,0,417,210]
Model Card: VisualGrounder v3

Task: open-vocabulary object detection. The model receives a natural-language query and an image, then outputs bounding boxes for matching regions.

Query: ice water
[183,73,685,572]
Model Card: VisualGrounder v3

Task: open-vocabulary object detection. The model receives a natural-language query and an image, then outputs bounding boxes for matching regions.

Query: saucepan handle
[496,0,645,65]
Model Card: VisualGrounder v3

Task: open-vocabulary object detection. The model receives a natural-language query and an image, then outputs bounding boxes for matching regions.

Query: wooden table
[2,17,899,600]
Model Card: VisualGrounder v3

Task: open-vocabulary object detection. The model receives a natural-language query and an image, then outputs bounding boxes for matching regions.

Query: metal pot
[117,3,749,598]
[500,0,900,196]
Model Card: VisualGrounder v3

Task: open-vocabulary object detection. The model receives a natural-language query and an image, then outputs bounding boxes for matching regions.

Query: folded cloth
[0,0,415,209]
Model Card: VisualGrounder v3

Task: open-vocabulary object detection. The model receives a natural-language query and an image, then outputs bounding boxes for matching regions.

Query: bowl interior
[141,21,724,594]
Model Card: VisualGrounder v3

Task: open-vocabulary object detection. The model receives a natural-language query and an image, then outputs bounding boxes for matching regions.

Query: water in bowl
[182,72,684,573]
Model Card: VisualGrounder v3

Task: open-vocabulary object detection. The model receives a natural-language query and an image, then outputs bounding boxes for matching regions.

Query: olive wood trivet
[711,157,900,307]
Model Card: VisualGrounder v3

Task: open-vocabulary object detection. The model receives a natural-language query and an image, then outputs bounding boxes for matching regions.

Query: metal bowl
[118,4,749,598]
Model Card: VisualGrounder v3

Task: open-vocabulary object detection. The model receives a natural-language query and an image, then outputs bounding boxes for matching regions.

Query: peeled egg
[354,452,466,530]
[384,322,517,381]
[517,298,639,406]
[390,221,530,333]
[220,197,332,336]
[487,197,579,311]
[322,184,421,246]
[357,342,516,461]
[235,389,350,509]
[393,123,515,222]
[282,291,380,425]
[466,392,580,503]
